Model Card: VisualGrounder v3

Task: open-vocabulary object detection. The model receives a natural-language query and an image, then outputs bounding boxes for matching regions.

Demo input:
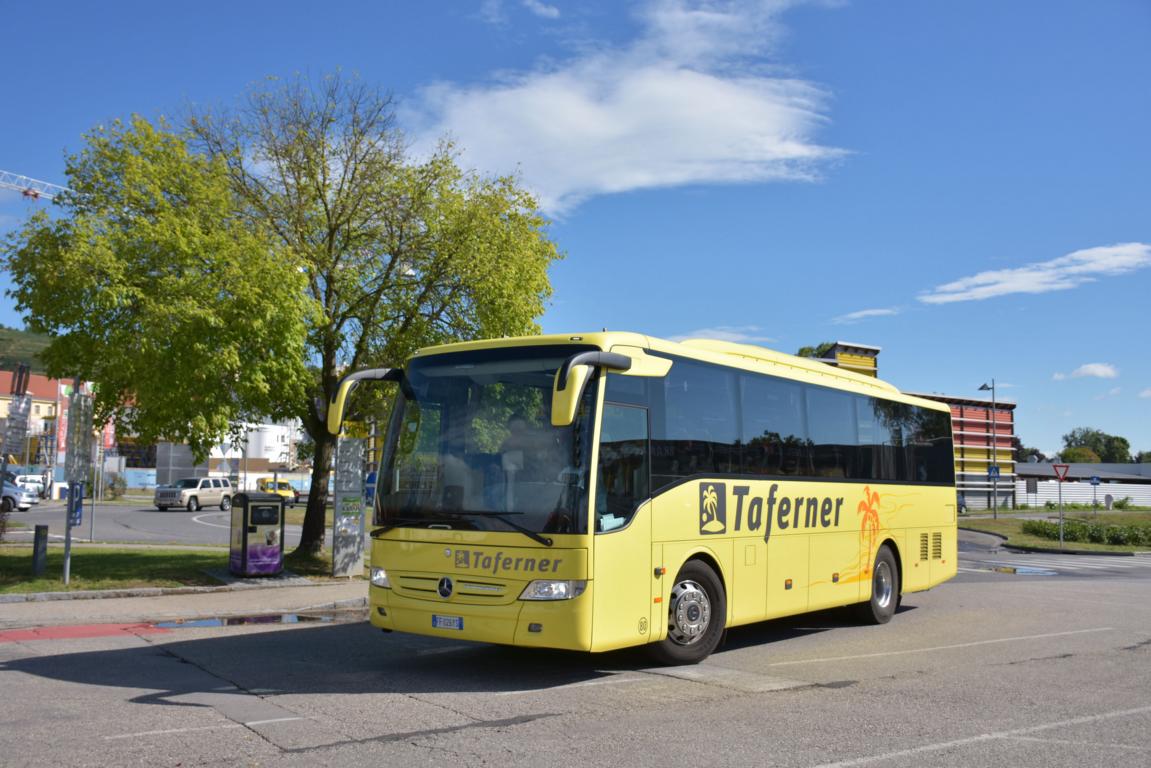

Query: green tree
[796,342,836,359]
[1135,451,1151,464]
[1060,446,1100,463]
[189,73,560,554]
[1012,436,1046,463]
[4,116,311,457]
[1062,427,1131,463]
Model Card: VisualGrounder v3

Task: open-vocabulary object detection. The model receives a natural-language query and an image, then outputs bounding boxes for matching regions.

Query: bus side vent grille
[932,532,943,560]
[919,533,929,561]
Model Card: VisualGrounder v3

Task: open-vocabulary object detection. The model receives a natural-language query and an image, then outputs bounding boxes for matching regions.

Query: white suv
[15,475,46,500]
[154,477,233,512]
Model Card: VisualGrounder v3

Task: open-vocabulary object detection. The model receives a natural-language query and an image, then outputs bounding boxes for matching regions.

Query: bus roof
[410,332,948,413]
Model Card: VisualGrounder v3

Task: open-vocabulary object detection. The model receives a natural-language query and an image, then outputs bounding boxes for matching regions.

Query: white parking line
[809,704,1151,767]
[768,627,1114,667]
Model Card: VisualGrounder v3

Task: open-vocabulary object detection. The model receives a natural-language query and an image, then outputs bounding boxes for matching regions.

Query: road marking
[244,716,305,726]
[1003,735,1147,752]
[769,627,1114,667]
[809,704,1151,767]
[191,512,230,529]
[0,624,170,644]
[988,558,1125,571]
[104,716,304,740]
[105,723,243,740]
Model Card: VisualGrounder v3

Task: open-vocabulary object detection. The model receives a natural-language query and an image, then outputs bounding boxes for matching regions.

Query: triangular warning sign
[1053,464,1070,481]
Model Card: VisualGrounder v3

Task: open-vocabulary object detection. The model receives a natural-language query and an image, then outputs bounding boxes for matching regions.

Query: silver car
[1,481,37,512]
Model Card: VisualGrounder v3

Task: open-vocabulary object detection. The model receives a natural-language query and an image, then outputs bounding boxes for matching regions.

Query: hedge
[1021,519,1151,546]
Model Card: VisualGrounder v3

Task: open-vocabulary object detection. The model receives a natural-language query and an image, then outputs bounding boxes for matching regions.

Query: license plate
[432,615,463,631]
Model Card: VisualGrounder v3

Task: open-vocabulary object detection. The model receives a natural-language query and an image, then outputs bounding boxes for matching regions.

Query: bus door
[591,402,653,651]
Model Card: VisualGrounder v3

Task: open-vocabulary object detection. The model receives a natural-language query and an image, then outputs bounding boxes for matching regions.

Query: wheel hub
[668,580,711,646]
[874,560,893,609]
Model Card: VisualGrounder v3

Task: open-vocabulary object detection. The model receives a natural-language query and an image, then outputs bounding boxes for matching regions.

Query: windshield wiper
[448,511,553,547]
[371,517,458,536]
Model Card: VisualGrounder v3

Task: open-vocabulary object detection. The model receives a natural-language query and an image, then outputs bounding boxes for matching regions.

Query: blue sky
[1,0,1148,457]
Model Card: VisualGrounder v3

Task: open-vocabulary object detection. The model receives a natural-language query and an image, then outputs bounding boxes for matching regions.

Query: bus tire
[647,560,726,666]
[856,545,899,625]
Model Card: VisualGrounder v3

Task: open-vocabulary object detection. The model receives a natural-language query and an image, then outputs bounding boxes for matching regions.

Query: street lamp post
[979,379,997,520]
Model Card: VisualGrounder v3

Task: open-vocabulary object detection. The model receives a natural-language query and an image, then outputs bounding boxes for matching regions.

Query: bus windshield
[376,345,596,536]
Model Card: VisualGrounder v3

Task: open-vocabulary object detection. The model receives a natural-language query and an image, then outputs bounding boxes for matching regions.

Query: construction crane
[0,170,70,201]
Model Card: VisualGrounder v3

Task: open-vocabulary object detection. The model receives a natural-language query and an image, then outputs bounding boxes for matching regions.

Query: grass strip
[0,546,226,594]
[962,513,1151,553]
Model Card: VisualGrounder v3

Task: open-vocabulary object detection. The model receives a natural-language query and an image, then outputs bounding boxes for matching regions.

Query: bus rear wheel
[856,545,900,624]
[647,560,726,666]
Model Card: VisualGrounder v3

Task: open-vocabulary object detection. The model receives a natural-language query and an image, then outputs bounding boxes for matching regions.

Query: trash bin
[229,492,286,577]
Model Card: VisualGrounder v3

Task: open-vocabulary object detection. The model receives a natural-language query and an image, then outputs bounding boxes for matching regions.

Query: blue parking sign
[68,482,84,527]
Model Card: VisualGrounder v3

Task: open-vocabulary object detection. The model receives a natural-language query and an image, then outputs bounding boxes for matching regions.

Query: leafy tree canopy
[1060,446,1101,463]
[1062,427,1131,463]
[4,116,311,456]
[188,73,561,553]
[796,341,836,359]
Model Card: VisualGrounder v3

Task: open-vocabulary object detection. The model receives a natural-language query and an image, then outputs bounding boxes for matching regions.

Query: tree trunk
[295,432,334,556]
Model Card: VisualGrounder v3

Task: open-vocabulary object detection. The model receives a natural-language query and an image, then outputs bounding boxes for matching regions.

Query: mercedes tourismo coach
[327,332,957,664]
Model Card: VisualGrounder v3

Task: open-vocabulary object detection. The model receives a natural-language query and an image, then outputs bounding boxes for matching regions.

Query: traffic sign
[988,465,1000,479]
[1090,476,1100,486]
[1053,464,1070,482]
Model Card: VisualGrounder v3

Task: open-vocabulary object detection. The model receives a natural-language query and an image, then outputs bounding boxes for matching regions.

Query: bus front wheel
[856,545,900,624]
[647,560,726,666]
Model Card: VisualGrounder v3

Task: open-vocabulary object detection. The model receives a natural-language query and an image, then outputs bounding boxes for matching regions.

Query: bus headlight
[370,567,391,588]
[519,580,586,601]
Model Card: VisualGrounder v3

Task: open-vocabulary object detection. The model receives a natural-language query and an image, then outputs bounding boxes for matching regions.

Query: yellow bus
[328,332,957,664]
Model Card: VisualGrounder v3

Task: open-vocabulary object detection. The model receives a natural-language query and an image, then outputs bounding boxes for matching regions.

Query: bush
[106,473,127,500]
[1021,518,1151,546]
[1113,496,1133,510]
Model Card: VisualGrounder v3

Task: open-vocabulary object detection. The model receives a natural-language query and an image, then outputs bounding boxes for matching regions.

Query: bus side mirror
[327,368,403,436]
[551,365,593,427]
[550,351,634,427]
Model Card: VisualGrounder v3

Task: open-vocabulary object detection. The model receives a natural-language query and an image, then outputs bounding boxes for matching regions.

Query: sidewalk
[0,580,367,630]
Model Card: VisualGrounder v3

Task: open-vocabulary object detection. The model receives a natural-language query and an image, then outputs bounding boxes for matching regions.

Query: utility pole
[979,379,998,519]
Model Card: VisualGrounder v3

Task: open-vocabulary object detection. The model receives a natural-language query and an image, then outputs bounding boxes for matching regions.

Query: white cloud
[1139,388,1151,399]
[1053,363,1119,381]
[831,307,898,325]
[522,0,560,19]
[1094,387,1122,401]
[669,325,777,344]
[409,0,842,214]
[918,243,1151,304]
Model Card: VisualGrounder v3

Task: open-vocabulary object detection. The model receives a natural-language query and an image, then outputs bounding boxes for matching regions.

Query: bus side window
[596,403,650,532]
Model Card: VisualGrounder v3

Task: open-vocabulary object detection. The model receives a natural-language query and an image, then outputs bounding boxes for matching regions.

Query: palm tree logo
[858,486,881,574]
[700,483,726,534]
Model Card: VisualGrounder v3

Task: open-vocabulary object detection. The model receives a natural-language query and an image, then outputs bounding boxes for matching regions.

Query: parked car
[256,478,300,507]
[153,477,233,512]
[2,480,37,512]
[15,474,46,500]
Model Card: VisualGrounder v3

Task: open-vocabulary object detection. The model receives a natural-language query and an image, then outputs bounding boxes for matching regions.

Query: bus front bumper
[369,583,593,651]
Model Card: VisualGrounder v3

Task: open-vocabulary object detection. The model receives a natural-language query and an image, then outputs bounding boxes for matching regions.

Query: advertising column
[332,437,366,577]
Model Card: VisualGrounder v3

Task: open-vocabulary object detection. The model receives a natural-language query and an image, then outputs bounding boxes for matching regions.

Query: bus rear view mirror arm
[551,351,632,427]
[327,367,404,436]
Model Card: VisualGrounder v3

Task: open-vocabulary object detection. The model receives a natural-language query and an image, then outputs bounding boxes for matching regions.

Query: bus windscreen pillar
[229,492,286,577]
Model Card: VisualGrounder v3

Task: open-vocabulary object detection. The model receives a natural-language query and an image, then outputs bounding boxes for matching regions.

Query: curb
[0,579,364,605]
